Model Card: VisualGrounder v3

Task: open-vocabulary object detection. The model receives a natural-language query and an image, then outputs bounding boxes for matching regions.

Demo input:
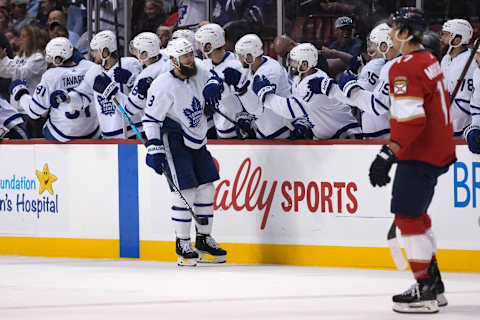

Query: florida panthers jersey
[143,61,214,149]
[125,54,171,115]
[441,48,476,135]
[203,51,244,138]
[18,59,100,142]
[470,67,480,127]
[0,98,23,135]
[389,50,455,166]
[70,57,142,139]
[238,56,292,139]
[264,69,361,139]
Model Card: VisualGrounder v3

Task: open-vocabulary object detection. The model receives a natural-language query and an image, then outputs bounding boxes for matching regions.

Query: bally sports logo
[214,158,358,230]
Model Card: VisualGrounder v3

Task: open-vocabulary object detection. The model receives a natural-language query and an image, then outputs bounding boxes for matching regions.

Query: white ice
[0,256,479,320]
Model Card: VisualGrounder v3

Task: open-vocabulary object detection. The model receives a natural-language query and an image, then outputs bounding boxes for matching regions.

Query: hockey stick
[112,96,209,226]
[450,38,480,103]
[212,106,249,138]
[112,0,127,139]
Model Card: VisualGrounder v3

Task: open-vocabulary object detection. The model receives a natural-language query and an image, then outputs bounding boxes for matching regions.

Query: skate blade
[176,256,198,266]
[393,300,439,313]
[437,293,448,307]
[197,252,226,264]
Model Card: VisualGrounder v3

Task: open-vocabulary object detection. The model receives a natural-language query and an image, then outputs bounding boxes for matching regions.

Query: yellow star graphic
[35,164,57,195]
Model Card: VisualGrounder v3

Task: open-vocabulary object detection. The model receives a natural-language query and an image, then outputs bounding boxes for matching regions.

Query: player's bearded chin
[180,62,197,77]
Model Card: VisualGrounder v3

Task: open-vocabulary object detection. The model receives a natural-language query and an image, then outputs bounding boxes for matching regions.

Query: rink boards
[0,140,479,272]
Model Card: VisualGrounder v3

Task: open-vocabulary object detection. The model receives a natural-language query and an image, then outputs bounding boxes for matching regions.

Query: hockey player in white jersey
[252,43,361,139]
[195,23,244,138]
[464,48,480,154]
[223,34,295,139]
[142,38,226,266]
[0,97,28,139]
[121,32,171,116]
[54,30,143,139]
[440,19,476,137]
[9,37,100,142]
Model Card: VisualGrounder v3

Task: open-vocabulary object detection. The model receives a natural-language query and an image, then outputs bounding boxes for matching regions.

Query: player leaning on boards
[440,19,476,138]
[251,42,361,139]
[142,38,227,266]
[464,47,480,154]
[368,8,456,313]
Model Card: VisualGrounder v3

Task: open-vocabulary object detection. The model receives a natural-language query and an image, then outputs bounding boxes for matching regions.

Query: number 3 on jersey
[437,80,450,125]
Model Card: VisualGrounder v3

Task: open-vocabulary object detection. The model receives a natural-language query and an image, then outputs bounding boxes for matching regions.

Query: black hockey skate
[195,233,227,263]
[176,238,199,266]
[430,259,448,307]
[392,279,439,313]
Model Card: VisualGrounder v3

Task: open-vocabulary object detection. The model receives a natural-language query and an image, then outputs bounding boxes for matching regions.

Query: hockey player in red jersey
[368,7,456,314]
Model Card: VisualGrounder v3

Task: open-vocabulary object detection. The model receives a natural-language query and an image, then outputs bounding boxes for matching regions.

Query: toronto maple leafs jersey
[356,58,389,138]
[264,69,361,139]
[70,57,143,139]
[177,0,206,27]
[441,48,476,135]
[0,98,23,134]
[470,67,480,127]
[237,56,292,139]
[125,54,171,115]
[143,60,214,149]
[203,51,244,138]
[18,59,100,142]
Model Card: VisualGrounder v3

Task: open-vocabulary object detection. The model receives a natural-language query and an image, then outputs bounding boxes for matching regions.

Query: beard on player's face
[179,62,197,77]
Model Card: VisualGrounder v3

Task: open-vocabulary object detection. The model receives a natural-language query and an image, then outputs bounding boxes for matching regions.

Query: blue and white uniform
[0,98,25,138]
[18,59,100,142]
[470,67,480,127]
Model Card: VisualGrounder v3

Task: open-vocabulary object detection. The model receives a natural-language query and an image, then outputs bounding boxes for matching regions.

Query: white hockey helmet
[235,34,263,65]
[166,37,194,68]
[442,19,473,54]
[45,37,73,66]
[90,30,117,67]
[369,23,393,59]
[129,32,161,64]
[289,43,318,74]
[172,29,196,48]
[195,23,225,56]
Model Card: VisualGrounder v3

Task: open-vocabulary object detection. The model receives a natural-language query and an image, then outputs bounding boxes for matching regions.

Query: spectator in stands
[134,0,167,35]
[329,16,362,57]
[0,7,9,31]
[4,29,20,55]
[156,25,171,48]
[177,0,206,28]
[48,9,79,46]
[48,22,83,63]
[0,31,13,100]
[10,0,36,34]
[36,0,57,28]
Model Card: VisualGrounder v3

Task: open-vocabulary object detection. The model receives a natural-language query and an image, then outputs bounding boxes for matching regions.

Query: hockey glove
[223,67,242,87]
[348,54,366,75]
[338,71,361,98]
[93,74,119,100]
[289,116,313,140]
[235,111,255,139]
[252,75,276,103]
[203,75,223,115]
[114,67,134,86]
[464,124,480,154]
[9,80,29,101]
[145,139,167,175]
[307,76,333,96]
[369,144,397,187]
[136,77,153,97]
[50,90,68,108]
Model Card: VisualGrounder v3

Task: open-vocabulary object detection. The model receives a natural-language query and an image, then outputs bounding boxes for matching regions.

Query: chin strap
[395,29,413,55]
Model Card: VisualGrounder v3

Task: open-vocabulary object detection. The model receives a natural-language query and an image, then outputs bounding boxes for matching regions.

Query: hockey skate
[430,260,448,307]
[176,238,199,266]
[392,279,439,313]
[195,233,227,263]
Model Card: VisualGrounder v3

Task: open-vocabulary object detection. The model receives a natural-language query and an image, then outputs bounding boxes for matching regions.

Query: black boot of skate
[429,259,448,307]
[392,278,439,313]
[195,233,227,263]
[176,238,199,266]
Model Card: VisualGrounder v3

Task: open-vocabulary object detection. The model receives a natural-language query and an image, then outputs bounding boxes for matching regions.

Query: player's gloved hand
[93,74,119,100]
[203,73,224,115]
[9,80,29,101]
[222,67,250,94]
[307,76,333,95]
[50,90,68,108]
[369,144,397,187]
[145,139,167,175]
[113,67,133,86]
[338,71,361,98]
[252,75,276,103]
[136,77,153,97]
[348,54,366,75]
[235,111,254,139]
[289,116,313,140]
[464,124,480,154]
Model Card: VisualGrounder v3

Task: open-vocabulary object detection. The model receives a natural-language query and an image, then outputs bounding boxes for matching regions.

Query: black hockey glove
[369,145,397,187]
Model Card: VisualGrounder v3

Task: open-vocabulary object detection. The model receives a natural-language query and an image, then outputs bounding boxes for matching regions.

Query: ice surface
[0,256,479,319]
